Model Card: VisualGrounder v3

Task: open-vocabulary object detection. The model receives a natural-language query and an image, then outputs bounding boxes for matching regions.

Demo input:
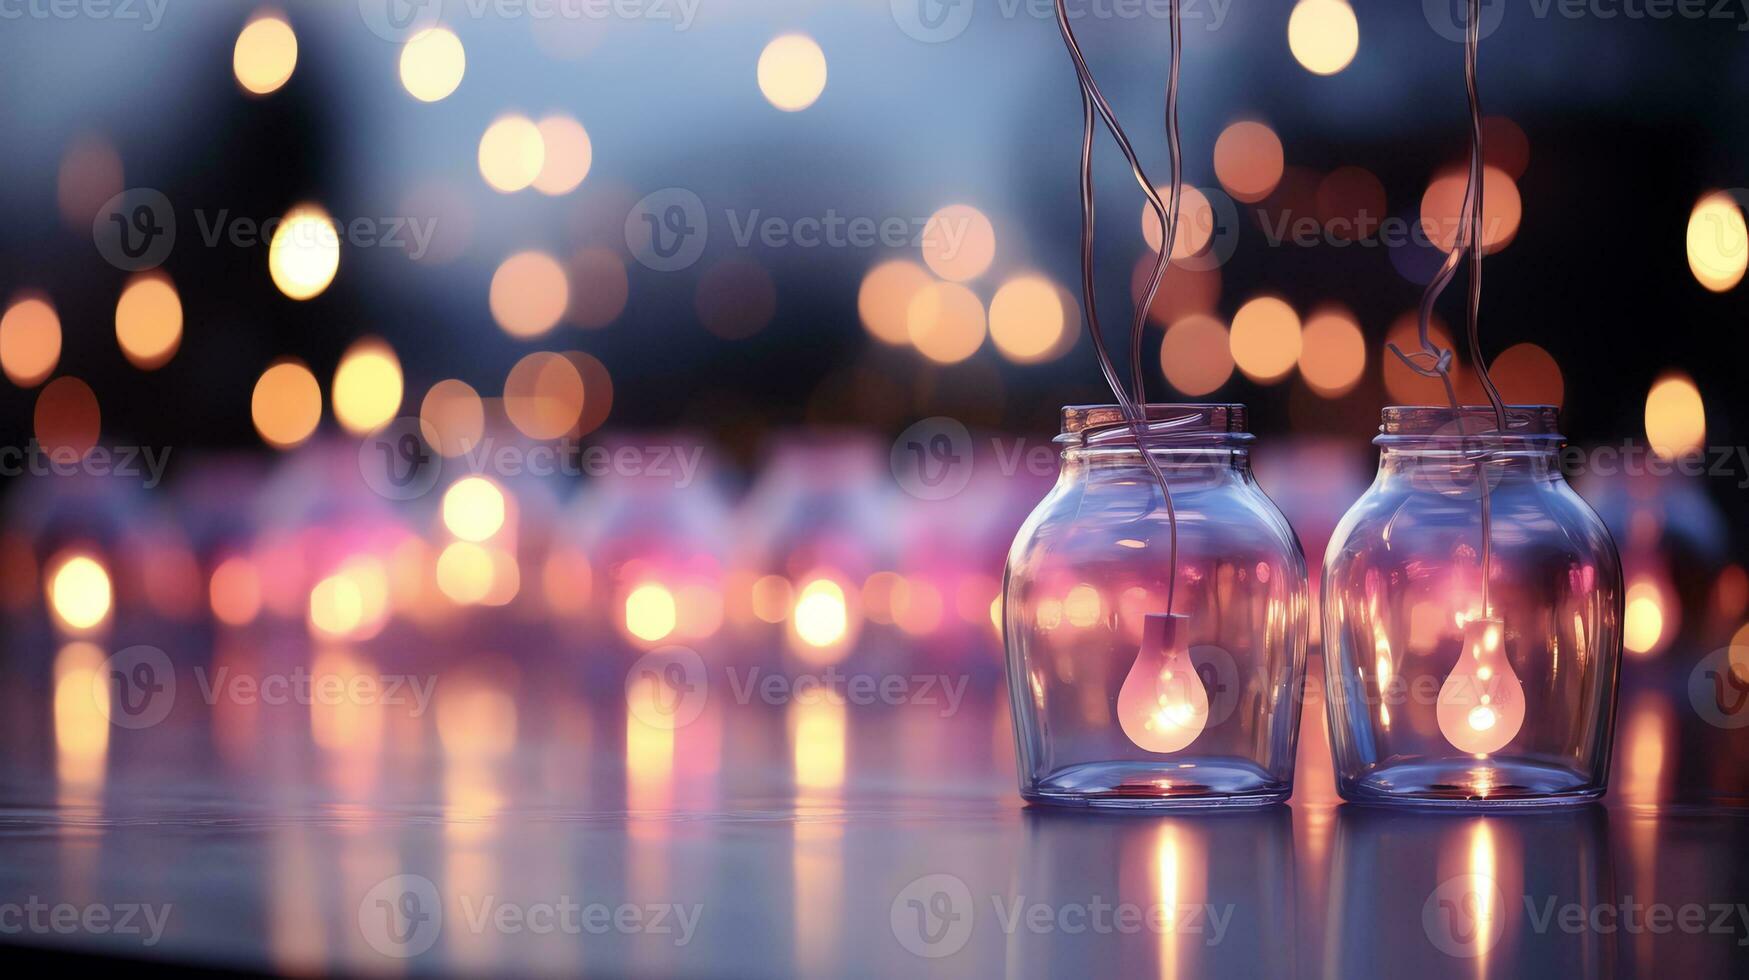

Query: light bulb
[1436,617,1526,755]
[1117,613,1209,753]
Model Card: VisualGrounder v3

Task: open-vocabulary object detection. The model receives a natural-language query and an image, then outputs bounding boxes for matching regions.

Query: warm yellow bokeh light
[209,557,262,626]
[533,115,592,195]
[625,582,678,642]
[1214,121,1284,203]
[1420,166,1522,254]
[268,204,340,300]
[1298,307,1366,396]
[988,275,1065,363]
[1141,185,1215,259]
[757,34,828,111]
[1161,314,1234,396]
[114,274,183,370]
[751,574,793,624]
[251,359,322,449]
[907,281,987,364]
[419,379,484,457]
[399,27,465,102]
[49,554,112,632]
[332,339,403,435]
[857,260,933,345]
[1686,191,1748,292]
[921,204,996,282]
[1624,581,1667,655]
[490,250,569,337]
[436,541,495,605]
[1288,0,1359,76]
[478,114,546,193]
[1,296,61,387]
[443,477,507,543]
[1644,374,1705,459]
[233,15,298,96]
[309,574,365,639]
[792,578,848,648]
[503,351,585,440]
[1229,296,1302,382]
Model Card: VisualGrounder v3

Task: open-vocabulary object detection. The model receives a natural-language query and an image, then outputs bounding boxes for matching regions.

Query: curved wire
[1053,0,1184,615]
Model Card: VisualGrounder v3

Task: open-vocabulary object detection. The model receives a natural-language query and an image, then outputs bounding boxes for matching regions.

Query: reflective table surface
[2,636,1746,978]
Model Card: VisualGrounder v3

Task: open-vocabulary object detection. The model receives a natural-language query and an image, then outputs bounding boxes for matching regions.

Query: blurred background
[0,1,1747,973]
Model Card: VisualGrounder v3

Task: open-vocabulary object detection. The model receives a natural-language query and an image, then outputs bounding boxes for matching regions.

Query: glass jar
[1322,406,1623,806]
[1004,404,1310,808]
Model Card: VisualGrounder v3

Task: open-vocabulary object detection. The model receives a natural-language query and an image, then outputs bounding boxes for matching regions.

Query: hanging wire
[1053,0,1185,615]
[1383,0,1510,617]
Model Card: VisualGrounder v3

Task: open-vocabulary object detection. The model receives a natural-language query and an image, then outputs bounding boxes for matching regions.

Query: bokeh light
[268,204,340,300]
[1488,342,1565,408]
[34,377,100,464]
[48,553,111,633]
[1229,296,1302,382]
[1288,0,1359,76]
[1141,186,1215,259]
[1644,374,1705,459]
[858,260,932,345]
[1160,314,1234,396]
[436,541,495,605]
[478,114,546,193]
[233,13,297,96]
[114,273,183,370]
[399,27,465,102]
[566,350,615,436]
[1420,165,1522,253]
[504,351,584,439]
[209,557,262,627]
[490,250,569,337]
[251,359,322,449]
[907,281,987,364]
[792,577,848,649]
[569,247,629,329]
[443,477,507,543]
[1315,166,1385,242]
[988,275,1066,364]
[1686,191,1748,292]
[332,338,403,435]
[533,115,592,195]
[1,296,61,387]
[56,134,123,230]
[1214,121,1285,203]
[757,34,828,111]
[419,379,485,457]
[1298,306,1366,397]
[625,582,678,642]
[921,204,996,282]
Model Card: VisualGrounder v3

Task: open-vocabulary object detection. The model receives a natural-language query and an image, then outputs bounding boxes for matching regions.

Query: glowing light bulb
[1436,618,1526,755]
[1117,613,1209,753]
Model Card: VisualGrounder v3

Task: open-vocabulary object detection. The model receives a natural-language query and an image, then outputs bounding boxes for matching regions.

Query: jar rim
[1378,404,1561,439]
[1060,403,1248,441]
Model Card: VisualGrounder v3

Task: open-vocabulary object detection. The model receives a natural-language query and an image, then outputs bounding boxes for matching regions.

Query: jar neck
[1374,405,1567,485]
[1062,444,1252,483]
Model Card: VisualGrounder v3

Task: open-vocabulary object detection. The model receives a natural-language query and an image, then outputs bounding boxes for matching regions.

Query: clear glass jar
[1004,404,1310,808]
[1322,406,1623,806]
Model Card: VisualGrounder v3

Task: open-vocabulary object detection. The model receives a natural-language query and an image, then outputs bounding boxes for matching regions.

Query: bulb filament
[1117,613,1208,754]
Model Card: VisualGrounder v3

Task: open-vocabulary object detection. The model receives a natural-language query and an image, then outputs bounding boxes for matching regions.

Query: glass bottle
[1322,406,1623,806]
[1004,404,1309,807]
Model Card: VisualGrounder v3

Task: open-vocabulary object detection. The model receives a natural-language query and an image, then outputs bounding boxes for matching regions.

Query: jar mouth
[1060,403,1250,447]
[1377,405,1561,443]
